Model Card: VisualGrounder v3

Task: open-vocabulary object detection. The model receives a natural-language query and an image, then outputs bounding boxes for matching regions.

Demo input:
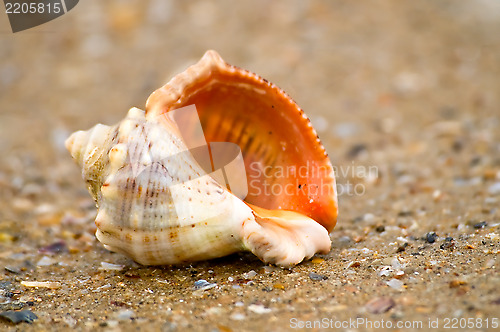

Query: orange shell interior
[146,51,338,232]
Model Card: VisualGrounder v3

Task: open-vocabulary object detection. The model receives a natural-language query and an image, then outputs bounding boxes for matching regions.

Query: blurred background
[1,0,499,218]
[0,0,499,329]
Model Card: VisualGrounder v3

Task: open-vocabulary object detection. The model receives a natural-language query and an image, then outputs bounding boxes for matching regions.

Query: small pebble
[449,280,467,288]
[63,315,77,328]
[309,272,328,281]
[193,279,217,291]
[425,232,438,243]
[311,257,324,264]
[37,256,56,267]
[398,210,413,217]
[247,304,272,314]
[484,259,495,269]
[260,266,276,274]
[346,261,361,269]
[473,221,488,229]
[347,144,367,159]
[396,243,408,252]
[363,213,375,222]
[114,309,135,321]
[386,279,405,291]
[365,297,395,314]
[485,233,499,241]
[488,182,500,195]
[104,320,119,328]
[230,313,246,321]
[39,241,68,254]
[0,310,38,324]
[4,266,20,274]
[21,281,61,289]
[379,266,393,277]
[440,237,455,250]
[99,262,125,271]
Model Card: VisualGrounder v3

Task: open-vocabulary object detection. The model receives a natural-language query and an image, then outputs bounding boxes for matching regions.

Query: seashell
[65,50,338,267]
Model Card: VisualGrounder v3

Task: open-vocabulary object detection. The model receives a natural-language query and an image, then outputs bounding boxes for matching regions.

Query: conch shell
[66,50,338,267]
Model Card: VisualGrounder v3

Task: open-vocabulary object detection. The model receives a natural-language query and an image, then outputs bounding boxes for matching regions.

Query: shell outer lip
[145,49,338,233]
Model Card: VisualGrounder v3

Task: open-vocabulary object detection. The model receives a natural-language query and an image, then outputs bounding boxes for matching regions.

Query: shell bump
[66,50,338,267]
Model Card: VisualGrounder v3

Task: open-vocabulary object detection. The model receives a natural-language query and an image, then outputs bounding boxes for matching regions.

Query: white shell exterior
[66,108,331,266]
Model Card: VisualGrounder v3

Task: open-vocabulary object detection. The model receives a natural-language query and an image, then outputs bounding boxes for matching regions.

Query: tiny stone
[37,256,56,267]
[365,297,395,314]
[0,310,38,324]
[346,261,361,269]
[396,243,408,252]
[449,280,467,288]
[247,304,272,314]
[440,238,455,250]
[363,213,375,222]
[386,279,405,291]
[347,143,367,159]
[473,221,488,229]
[398,210,413,217]
[99,262,125,271]
[242,270,257,279]
[230,313,246,321]
[260,266,276,274]
[379,266,393,277]
[484,259,495,269]
[62,315,77,328]
[114,309,135,320]
[311,257,324,264]
[391,258,404,270]
[39,241,68,254]
[106,320,119,328]
[375,225,385,232]
[425,232,438,243]
[4,266,20,274]
[193,279,217,291]
[21,281,61,289]
[309,272,328,281]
